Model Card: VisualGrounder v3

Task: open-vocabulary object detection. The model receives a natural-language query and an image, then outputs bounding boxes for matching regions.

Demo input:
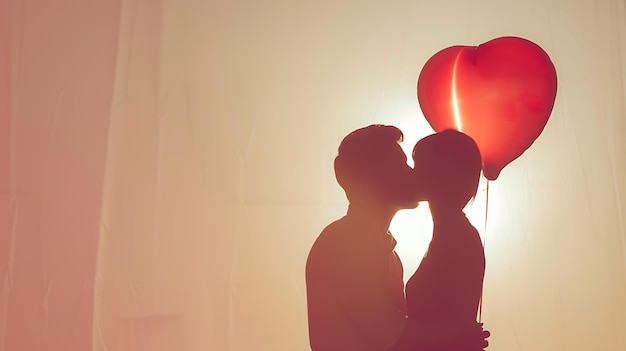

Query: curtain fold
[0,1,121,350]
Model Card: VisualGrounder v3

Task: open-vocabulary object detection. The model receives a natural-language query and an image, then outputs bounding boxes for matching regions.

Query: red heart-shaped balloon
[417,36,557,180]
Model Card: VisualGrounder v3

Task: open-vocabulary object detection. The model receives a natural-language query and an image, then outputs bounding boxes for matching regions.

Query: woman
[401,129,487,351]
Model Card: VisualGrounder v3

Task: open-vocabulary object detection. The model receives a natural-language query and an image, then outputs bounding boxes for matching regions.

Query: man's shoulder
[305,218,344,280]
[307,216,379,267]
[321,216,352,237]
[309,217,350,255]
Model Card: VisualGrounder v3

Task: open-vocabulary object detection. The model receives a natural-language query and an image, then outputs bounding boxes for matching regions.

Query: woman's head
[412,129,482,209]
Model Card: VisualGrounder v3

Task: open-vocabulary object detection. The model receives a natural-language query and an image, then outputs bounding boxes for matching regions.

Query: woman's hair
[412,129,482,208]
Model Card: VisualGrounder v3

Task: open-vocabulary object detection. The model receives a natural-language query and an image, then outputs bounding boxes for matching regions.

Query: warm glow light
[386,114,501,282]
[384,113,436,281]
[387,115,509,284]
[391,181,498,283]
[452,51,463,131]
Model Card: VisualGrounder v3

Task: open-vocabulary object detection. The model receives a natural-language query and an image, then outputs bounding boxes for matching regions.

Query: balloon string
[478,179,489,323]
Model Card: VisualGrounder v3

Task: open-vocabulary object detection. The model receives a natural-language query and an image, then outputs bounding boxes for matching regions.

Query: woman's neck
[429,201,466,226]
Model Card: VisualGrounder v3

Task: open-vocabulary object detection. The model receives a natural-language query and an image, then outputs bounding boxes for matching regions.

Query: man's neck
[346,203,397,233]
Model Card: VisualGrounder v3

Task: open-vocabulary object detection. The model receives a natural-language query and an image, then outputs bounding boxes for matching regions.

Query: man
[305,125,489,351]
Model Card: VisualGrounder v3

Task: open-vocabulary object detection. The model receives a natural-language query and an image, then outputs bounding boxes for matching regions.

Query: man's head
[412,129,482,209]
[334,124,418,209]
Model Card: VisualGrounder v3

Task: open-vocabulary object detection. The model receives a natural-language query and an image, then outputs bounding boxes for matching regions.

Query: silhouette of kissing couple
[306,125,490,351]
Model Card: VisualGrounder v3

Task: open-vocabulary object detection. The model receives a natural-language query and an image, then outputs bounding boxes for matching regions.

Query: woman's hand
[450,322,490,350]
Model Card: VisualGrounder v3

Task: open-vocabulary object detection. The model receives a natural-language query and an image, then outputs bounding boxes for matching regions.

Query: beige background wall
[1,1,625,350]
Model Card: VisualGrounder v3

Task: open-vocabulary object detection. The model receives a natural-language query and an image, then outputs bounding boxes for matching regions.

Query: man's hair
[412,129,482,207]
[334,124,404,203]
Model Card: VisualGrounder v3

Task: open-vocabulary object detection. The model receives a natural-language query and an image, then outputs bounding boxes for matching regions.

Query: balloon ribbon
[478,179,489,323]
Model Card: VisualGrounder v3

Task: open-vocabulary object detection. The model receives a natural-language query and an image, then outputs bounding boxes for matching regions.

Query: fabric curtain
[1,0,625,350]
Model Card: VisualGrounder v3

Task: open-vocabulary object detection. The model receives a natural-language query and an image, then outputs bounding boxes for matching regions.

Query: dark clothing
[306,207,407,351]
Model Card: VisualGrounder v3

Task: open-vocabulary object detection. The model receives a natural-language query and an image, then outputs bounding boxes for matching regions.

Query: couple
[305,125,490,351]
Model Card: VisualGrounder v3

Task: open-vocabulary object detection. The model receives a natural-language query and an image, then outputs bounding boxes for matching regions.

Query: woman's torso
[405,215,485,325]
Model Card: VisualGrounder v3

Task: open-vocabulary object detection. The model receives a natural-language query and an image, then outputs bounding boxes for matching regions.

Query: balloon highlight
[418,36,558,180]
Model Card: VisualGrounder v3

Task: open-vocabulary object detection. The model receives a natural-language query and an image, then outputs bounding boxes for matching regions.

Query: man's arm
[333,241,407,350]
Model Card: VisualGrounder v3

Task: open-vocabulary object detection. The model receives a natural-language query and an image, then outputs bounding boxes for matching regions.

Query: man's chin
[397,201,420,210]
